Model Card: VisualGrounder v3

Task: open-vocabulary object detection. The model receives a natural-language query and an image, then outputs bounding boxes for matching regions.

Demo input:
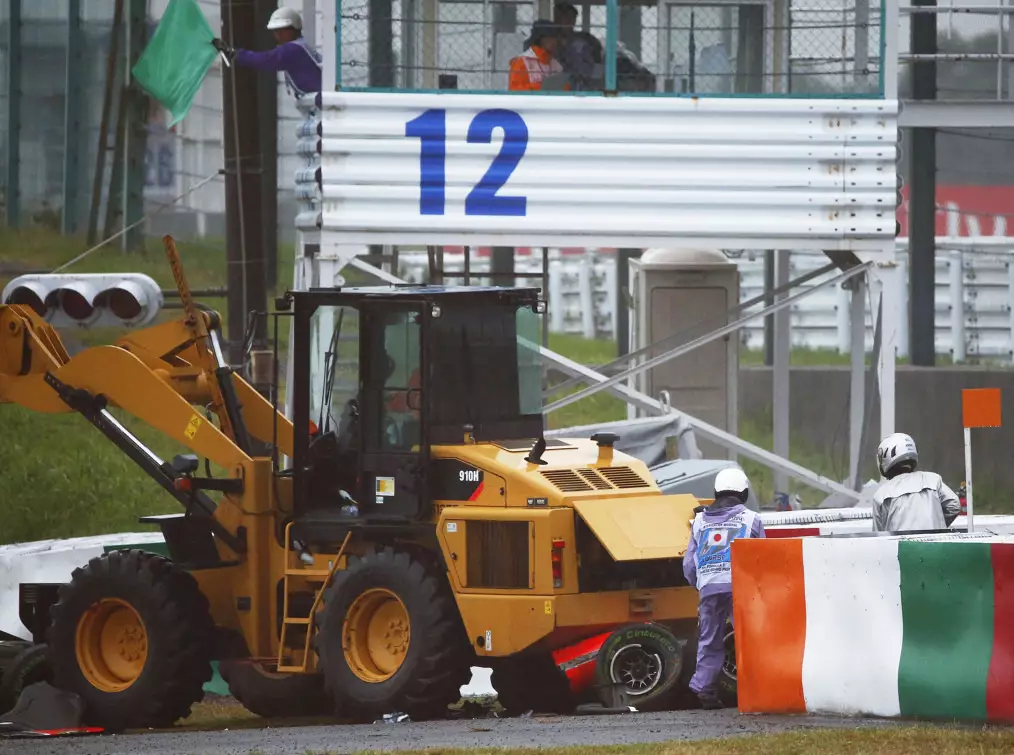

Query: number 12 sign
[404,108,529,218]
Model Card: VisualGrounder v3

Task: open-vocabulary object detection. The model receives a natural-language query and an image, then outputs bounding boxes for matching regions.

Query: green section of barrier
[102,541,171,558]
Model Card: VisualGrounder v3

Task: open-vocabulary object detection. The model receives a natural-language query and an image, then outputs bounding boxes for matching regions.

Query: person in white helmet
[212,7,323,99]
[873,432,961,532]
[683,467,764,709]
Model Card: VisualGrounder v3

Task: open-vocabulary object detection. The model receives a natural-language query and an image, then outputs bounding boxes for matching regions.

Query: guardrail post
[773,250,791,496]
[949,249,965,363]
[579,254,595,339]
[837,282,851,354]
[895,254,910,359]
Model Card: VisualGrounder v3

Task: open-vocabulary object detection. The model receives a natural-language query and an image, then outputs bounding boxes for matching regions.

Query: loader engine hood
[573,494,698,561]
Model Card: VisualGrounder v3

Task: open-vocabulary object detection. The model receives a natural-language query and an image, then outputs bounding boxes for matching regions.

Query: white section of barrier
[0,533,164,640]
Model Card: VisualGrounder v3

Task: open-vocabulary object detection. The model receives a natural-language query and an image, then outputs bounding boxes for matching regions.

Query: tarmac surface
[1,709,908,755]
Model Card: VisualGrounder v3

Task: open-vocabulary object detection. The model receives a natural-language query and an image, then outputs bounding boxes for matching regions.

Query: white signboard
[313,92,899,252]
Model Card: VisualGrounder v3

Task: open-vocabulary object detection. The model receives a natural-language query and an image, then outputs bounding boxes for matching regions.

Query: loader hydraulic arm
[0,237,294,556]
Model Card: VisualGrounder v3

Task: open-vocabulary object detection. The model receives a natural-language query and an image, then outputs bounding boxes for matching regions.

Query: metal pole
[909,0,937,366]
[123,0,148,252]
[616,249,640,357]
[855,0,870,86]
[369,0,395,87]
[964,426,975,532]
[772,250,791,497]
[949,249,965,362]
[873,265,897,438]
[87,0,124,245]
[848,275,867,489]
[222,0,269,361]
[492,247,515,286]
[321,0,338,88]
[545,261,872,414]
[62,0,83,235]
[256,0,279,288]
[605,0,618,91]
[5,0,22,228]
[764,250,774,364]
[857,292,883,490]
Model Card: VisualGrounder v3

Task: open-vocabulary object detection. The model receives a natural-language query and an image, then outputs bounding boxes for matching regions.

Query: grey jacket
[872,471,961,532]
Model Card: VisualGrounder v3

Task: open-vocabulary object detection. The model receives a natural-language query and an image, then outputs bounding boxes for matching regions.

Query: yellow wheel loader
[0,239,702,730]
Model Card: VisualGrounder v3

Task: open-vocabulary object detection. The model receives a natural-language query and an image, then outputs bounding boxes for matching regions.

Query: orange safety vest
[508,46,564,91]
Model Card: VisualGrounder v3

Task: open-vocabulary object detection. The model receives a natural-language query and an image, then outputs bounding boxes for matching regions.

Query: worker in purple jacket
[212,7,322,99]
[683,467,765,709]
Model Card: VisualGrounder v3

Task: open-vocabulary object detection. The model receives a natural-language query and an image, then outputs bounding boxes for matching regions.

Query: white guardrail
[392,245,1014,362]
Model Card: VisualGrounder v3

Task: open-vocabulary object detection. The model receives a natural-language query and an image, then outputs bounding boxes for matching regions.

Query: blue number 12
[404,108,529,217]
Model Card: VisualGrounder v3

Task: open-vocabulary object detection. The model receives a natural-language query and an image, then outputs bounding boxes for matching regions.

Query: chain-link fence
[898,13,1014,103]
[0,0,307,250]
[337,0,884,95]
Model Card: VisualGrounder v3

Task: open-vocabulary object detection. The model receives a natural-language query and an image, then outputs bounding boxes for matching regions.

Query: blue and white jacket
[683,496,765,598]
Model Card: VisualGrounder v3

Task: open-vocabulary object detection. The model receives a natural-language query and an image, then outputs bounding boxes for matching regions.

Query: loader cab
[289,285,544,536]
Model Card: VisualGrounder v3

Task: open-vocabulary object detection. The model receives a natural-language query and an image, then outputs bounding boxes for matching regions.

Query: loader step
[284,569,331,577]
[282,618,311,626]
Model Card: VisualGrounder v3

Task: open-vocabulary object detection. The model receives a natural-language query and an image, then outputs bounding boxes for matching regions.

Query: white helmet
[267,7,302,31]
[877,432,918,476]
[714,467,749,498]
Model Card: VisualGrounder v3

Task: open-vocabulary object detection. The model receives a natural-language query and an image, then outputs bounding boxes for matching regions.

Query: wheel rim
[721,628,736,681]
[75,598,148,693]
[608,644,663,696]
[342,588,410,683]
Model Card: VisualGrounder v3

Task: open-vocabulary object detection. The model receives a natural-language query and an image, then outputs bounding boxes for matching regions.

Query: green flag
[131,0,218,126]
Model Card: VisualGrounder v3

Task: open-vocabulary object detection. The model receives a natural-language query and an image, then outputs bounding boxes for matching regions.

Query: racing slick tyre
[593,622,684,711]
[46,549,215,731]
[0,643,52,715]
[218,661,336,719]
[315,547,472,721]
[717,620,738,707]
[491,653,576,716]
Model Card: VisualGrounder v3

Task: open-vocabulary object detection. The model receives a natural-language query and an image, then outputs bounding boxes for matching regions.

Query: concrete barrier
[732,532,1014,722]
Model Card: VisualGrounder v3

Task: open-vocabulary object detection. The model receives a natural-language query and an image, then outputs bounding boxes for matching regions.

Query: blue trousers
[689,592,733,696]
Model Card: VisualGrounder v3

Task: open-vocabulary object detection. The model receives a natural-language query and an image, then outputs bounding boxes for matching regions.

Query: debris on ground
[0,682,103,738]
[375,712,410,724]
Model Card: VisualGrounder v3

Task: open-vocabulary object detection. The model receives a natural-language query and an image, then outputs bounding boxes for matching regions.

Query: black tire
[46,549,215,731]
[717,621,737,707]
[491,654,575,716]
[218,661,335,718]
[593,623,684,712]
[315,547,471,721]
[0,644,52,714]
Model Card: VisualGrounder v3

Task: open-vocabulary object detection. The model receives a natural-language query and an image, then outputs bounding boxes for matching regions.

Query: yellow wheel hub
[75,598,148,693]
[342,588,411,683]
